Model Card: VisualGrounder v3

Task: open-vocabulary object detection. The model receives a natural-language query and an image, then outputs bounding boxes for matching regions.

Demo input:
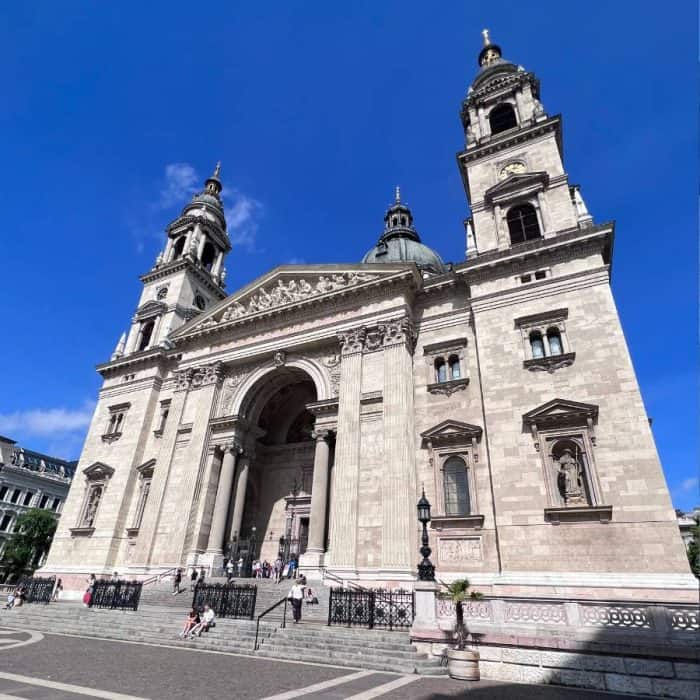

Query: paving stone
[604,672,653,695]
[651,677,700,700]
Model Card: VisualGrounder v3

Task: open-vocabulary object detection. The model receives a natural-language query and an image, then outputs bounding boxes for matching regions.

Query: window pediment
[135,300,167,320]
[136,459,155,478]
[523,398,598,431]
[421,420,483,447]
[485,171,549,205]
[83,462,115,481]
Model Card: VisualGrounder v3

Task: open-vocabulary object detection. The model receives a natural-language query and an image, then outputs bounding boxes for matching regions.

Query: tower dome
[361,187,446,275]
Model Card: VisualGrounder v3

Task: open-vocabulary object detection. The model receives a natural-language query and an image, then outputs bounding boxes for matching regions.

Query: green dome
[362,189,446,275]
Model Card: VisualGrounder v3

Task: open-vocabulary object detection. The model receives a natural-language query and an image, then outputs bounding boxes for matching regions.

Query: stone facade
[0,435,75,575]
[42,34,694,608]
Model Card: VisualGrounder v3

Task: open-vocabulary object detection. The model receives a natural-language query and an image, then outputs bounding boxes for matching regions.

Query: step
[255,647,417,674]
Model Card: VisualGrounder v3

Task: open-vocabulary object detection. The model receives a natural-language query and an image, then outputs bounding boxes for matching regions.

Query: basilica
[43,32,693,601]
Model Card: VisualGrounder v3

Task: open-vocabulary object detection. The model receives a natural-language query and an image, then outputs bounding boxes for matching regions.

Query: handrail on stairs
[142,567,178,587]
[253,595,288,651]
[321,567,364,591]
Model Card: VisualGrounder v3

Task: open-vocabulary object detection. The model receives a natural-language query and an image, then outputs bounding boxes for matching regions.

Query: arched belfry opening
[207,365,333,572]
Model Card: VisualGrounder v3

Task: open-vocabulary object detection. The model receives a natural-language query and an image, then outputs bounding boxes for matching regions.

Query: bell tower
[113,164,231,359]
[458,31,593,257]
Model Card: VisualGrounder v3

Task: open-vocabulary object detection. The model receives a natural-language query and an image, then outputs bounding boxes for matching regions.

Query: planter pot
[446,647,480,681]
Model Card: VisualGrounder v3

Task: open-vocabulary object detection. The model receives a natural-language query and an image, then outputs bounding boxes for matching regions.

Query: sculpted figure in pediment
[316,276,332,293]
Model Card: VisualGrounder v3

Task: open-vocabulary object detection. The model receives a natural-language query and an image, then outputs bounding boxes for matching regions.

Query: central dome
[362,189,447,276]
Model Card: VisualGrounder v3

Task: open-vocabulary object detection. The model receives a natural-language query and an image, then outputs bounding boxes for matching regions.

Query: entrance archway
[209,363,334,572]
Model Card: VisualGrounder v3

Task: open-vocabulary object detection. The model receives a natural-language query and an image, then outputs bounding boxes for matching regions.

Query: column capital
[338,327,366,356]
[312,429,332,442]
[222,441,243,455]
[380,316,417,354]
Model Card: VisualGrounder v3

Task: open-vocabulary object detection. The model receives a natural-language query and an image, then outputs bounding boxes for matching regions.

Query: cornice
[139,258,227,298]
[457,115,562,167]
[96,348,174,378]
[455,223,613,284]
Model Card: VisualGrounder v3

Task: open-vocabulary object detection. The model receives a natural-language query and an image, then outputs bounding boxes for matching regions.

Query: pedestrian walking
[172,568,182,595]
[288,580,304,623]
[190,566,198,591]
[199,566,206,585]
[226,559,234,581]
[52,578,63,602]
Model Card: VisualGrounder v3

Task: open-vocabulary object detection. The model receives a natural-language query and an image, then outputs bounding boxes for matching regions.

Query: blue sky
[0,2,697,510]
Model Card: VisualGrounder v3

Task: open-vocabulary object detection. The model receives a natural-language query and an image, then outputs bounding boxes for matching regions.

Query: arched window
[530,331,545,359]
[172,236,186,260]
[507,204,541,245]
[449,355,461,380]
[201,242,216,271]
[547,327,563,356]
[392,217,398,226]
[443,456,470,516]
[400,216,407,226]
[137,320,155,351]
[435,358,447,383]
[489,103,517,135]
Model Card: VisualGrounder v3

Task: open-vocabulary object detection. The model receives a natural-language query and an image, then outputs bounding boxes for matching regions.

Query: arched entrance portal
[205,365,334,574]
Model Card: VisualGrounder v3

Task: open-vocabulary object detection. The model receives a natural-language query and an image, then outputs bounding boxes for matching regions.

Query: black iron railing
[192,582,257,620]
[253,595,288,650]
[328,588,414,630]
[91,580,143,610]
[18,576,55,604]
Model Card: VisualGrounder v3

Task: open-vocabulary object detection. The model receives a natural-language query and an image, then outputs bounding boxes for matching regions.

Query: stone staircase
[1,584,445,675]
[139,576,330,624]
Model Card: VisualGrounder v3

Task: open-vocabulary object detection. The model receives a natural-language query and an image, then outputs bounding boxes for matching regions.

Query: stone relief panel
[437,536,483,564]
[338,316,416,357]
[194,272,378,329]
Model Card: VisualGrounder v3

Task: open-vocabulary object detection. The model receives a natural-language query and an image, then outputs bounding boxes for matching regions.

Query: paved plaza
[0,625,637,700]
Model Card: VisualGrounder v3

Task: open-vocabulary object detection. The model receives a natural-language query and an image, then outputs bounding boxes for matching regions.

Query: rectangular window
[444,457,471,517]
[10,489,21,504]
[0,514,12,531]
[52,498,61,511]
[23,491,34,506]
[39,495,49,509]
[0,486,7,501]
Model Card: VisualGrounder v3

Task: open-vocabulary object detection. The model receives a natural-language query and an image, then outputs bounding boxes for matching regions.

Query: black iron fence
[328,588,414,630]
[92,580,143,611]
[19,576,55,604]
[192,582,257,620]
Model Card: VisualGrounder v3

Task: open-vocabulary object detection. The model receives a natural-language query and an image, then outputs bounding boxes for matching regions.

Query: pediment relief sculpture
[192,272,379,331]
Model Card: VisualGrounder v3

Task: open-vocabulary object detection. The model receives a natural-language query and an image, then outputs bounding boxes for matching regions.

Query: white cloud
[0,401,95,438]
[158,163,199,209]
[678,477,699,494]
[222,188,263,253]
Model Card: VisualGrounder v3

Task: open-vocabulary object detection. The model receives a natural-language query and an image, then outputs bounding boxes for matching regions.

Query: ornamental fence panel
[91,580,143,611]
[192,582,257,619]
[328,588,414,630]
[19,576,55,604]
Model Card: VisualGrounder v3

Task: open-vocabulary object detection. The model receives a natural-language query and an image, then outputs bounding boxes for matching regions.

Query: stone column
[327,327,365,569]
[305,430,331,557]
[164,237,174,262]
[228,455,251,544]
[381,317,418,574]
[205,445,236,554]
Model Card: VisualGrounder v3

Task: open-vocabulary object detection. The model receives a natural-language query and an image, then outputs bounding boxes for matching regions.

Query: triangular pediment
[523,398,598,428]
[421,419,483,446]
[172,263,418,339]
[484,171,549,204]
[83,461,115,481]
[136,459,156,477]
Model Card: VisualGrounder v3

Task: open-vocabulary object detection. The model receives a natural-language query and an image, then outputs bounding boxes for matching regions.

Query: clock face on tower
[499,161,526,179]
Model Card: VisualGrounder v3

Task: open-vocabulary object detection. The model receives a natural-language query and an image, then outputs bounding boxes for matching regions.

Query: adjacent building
[42,32,694,602]
[0,435,76,573]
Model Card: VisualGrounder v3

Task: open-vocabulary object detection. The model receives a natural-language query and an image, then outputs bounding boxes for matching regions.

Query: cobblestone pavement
[0,627,634,699]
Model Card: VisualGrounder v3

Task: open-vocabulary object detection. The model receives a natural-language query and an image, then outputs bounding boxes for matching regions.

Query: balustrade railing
[92,580,143,611]
[435,594,700,635]
[328,587,414,630]
[192,582,257,620]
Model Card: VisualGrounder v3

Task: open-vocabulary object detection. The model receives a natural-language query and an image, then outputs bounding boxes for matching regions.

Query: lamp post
[417,488,435,581]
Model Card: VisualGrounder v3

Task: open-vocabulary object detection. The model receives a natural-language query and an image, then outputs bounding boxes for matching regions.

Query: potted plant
[444,578,482,680]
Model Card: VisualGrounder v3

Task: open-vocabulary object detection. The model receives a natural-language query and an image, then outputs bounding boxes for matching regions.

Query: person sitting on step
[179,608,200,639]
[190,604,215,637]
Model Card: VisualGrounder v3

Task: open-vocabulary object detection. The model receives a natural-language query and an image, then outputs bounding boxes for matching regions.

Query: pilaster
[327,327,365,569]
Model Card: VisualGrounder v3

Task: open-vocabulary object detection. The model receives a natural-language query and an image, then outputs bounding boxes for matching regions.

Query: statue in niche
[556,447,585,505]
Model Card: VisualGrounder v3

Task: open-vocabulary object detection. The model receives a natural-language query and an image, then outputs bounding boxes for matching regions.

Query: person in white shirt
[190,605,215,637]
[288,582,305,623]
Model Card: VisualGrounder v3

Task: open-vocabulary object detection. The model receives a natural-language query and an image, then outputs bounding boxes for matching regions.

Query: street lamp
[417,488,435,581]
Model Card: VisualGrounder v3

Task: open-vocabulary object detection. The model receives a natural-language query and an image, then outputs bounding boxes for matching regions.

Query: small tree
[445,578,483,650]
[1,509,57,577]
[687,516,700,578]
